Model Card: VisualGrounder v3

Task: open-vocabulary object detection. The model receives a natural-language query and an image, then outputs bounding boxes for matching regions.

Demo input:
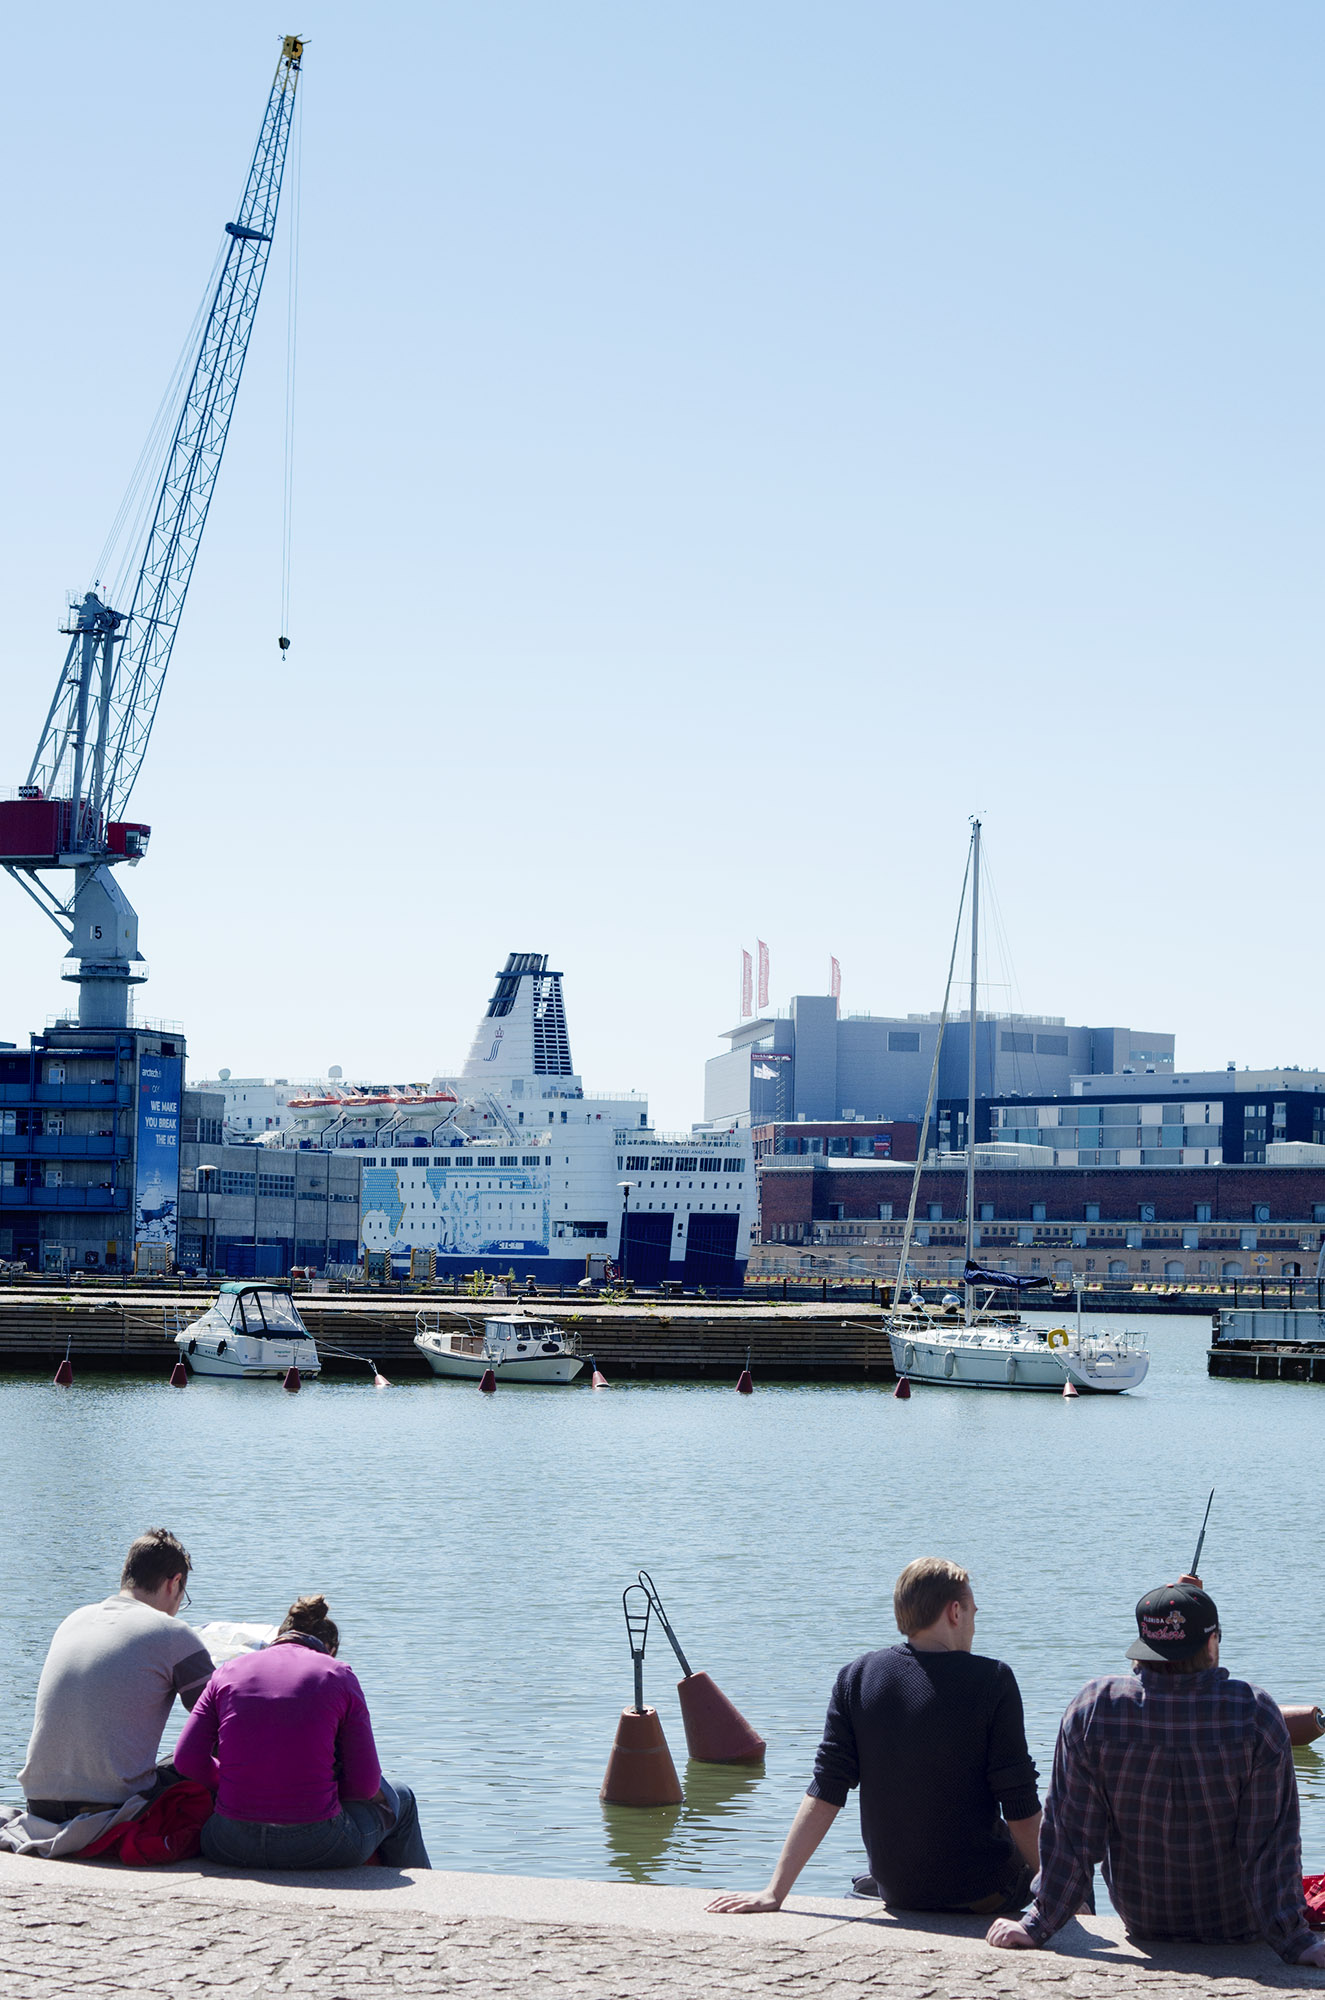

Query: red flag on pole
[756,939,769,1011]
[741,950,753,1019]
[830,956,841,1001]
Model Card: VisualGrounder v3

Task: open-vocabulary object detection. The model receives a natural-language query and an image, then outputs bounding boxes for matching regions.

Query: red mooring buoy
[589,1353,609,1388]
[1062,1378,1078,1399]
[373,1368,391,1388]
[1281,1704,1325,1746]
[677,1672,766,1763]
[599,1706,684,1806]
[283,1366,301,1393]
[479,1367,497,1394]
[169,1361,189,1388]
[735,1368,753,1394]
[53,1356,74,1387]
[894,1375,911,1400]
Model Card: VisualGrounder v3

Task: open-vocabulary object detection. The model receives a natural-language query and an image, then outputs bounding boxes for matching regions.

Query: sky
[2,3,1322,1129]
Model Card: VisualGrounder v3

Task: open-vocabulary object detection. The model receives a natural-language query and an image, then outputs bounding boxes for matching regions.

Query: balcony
[0,1081,130,1107]
[0,1185,128,1209]
[1,1135,124,1159]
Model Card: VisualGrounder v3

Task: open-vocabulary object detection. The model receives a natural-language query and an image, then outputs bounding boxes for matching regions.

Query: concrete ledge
[3,1850,1323,1996]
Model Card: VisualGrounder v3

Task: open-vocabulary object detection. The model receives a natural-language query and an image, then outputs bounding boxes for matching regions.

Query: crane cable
[279,76,303,658]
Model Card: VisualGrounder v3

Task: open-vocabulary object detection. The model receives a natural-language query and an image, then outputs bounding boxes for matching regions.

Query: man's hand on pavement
[986,1918,1038,1949]
[705,1890,783,1915]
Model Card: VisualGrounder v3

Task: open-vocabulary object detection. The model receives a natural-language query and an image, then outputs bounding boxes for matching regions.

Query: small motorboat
[414,1310,582,1383]
[176,1282,321,1380]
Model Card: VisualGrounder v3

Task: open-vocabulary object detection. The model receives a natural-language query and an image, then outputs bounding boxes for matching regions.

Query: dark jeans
[200,1780,430,1871]
[851,1858,1034,1916]
[28,1759,180,1823]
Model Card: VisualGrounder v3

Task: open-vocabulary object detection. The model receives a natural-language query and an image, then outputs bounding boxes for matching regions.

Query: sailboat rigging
[885,821,1150,1395]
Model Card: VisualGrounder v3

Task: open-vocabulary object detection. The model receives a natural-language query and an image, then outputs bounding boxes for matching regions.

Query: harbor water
[2,1310,1322,1900]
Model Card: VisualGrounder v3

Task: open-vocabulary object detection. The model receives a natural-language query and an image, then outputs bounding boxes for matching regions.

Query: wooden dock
[1207,1342,1325,1384]
[0,1289,899,1382]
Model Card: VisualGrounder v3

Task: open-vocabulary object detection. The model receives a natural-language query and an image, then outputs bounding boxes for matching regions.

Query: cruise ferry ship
[273,954,754,1289]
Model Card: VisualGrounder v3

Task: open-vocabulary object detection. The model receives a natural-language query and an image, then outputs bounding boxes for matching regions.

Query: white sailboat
[885,821,1149,1396]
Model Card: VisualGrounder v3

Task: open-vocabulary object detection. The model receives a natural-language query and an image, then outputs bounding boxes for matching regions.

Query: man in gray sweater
[20,1528,214,1821]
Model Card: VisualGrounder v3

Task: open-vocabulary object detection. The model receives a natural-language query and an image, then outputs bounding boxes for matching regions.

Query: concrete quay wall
[3,1851,1321,1998]
[0,1292,898,1381]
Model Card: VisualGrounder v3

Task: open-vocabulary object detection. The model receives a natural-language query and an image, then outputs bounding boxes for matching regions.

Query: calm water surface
[1,1311,1322,1899]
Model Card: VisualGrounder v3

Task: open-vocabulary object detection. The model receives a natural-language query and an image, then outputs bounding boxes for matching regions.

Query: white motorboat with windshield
[884,819,1149,1396]
[175,1282,321,1380]
[414,1311,582,1383]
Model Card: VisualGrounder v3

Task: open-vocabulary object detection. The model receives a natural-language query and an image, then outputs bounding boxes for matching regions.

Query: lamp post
[617,1181,634,1285]
[196,1164,216,1277]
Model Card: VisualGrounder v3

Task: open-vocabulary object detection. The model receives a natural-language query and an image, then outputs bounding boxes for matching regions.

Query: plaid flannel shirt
[1022,1666,1315,1963]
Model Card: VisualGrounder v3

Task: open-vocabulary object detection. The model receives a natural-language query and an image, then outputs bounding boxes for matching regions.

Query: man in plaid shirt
[988,1579,1325,1967]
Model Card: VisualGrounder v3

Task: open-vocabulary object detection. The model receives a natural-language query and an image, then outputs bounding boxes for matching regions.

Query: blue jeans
[201,1780,430,1870]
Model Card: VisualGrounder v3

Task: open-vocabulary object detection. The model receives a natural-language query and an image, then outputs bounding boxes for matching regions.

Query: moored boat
[884,821,1149,1395]
[889,1307,1149,1393]
[176,1282,321,1380]
[414,1310,583,1383]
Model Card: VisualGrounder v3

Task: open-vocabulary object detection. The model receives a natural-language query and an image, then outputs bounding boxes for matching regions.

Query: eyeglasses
[179,1583,192,1610]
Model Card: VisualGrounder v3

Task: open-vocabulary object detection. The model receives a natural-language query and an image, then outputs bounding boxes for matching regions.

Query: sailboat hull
[889,1329,1149,1394]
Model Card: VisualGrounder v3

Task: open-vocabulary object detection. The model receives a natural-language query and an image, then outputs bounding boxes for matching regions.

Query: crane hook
[278,635,291,656]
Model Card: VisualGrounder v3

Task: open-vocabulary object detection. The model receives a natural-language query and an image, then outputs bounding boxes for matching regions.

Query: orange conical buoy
[894,1376,911,1400]
[735,1368,753,1394]
[1281,1704,1325,1746]
[677,1672,766,1763]
[479,1368,497,1393]
[169,1361,189,1387]
[373,1369,390,1388]
[589,1353,609,1388]
[1062,1378,1078,1398]
[283,1366,301,1393]
[600,1707,684,1805]
[53,1356,73,1386]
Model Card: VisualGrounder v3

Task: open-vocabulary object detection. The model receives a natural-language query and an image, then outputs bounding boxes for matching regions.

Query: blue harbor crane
[0,36,305,1028]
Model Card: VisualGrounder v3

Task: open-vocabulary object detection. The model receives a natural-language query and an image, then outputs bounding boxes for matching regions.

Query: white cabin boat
[176,1282,321,1380]
[414,1310,582,1383]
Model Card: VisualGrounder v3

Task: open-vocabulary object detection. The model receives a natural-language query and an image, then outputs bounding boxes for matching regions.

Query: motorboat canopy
[213,1284,306,1334]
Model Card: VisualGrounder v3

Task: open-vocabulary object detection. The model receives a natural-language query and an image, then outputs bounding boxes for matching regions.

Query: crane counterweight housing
[0,36,305,1029]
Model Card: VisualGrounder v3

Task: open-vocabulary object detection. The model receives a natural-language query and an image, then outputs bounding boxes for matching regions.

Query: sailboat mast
[964,818,981,1325]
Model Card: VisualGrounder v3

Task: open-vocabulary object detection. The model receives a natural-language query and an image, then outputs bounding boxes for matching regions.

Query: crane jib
[0,38,305,1030]
[11,39,302,839]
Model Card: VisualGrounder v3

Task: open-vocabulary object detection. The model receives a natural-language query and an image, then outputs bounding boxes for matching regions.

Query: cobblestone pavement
[3,1877,1324,2000]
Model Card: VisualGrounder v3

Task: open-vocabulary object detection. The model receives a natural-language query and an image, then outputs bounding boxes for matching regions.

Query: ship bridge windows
[390,1156,410,1167]
[723,1159,746,1173]
[477,1156,495,1167]
[674,1157,698,1173]
[521,1155,542,1166]
[500,1156,518,1166]
[650,1156,673,1171]
[626,1156,649,1171]
[700,1158,723,1172]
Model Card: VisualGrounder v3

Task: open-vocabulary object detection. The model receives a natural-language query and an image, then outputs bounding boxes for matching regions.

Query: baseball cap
[1127,1584,1220,1663]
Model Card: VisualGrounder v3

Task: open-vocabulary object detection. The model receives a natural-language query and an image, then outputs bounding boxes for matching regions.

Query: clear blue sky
[2,4,1321,1127]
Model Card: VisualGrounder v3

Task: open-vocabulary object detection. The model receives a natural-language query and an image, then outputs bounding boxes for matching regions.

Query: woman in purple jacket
[175,1594,430,1870]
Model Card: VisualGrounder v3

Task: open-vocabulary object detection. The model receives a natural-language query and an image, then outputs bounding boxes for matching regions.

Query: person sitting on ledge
[19,1528,213,1823]
[707,1557,1041,1917]
[174,1592,430,1871]
[987,1578,1325,1967]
